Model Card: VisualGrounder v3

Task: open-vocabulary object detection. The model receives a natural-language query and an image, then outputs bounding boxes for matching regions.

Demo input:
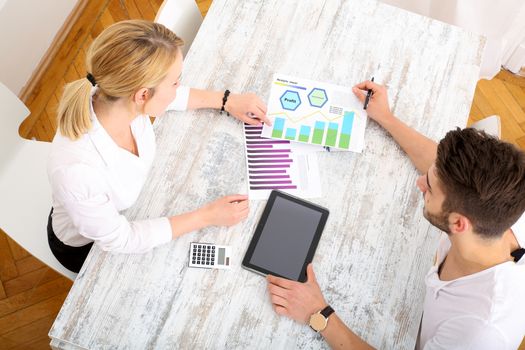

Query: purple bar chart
[244,123,321,200]
[244,123,298,192]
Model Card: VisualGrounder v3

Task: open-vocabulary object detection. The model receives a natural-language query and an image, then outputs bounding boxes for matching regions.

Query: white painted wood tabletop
[49,0,484,349]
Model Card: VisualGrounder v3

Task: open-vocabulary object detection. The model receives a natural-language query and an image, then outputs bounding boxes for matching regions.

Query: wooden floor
[2,0,524,348]
[0,229,72,349]
[469,69,525,148]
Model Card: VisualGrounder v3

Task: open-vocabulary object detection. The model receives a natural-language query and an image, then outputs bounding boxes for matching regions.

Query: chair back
[470,115,501,139]
[0,82,30,169]
[155,0,203,55]
[0,82,76,280]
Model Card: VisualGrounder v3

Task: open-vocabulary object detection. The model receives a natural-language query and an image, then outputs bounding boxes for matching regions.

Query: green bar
[312,129,324,144]
[326,129,337,146]
[272,129,283,138]
[298,134,309,142]
[339,134,350,149]
[312,121,325,144]
[285,135,295,140]
[298,125,310,142]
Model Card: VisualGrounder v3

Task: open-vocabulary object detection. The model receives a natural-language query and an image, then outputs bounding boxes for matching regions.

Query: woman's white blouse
[47,86,190,253]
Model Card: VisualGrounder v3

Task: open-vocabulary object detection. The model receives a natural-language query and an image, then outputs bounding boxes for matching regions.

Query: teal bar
[272,117,286,138]
[274,117,285,131]
[339,112,354,149]
[341,112,354,135]
[285,128,297,140]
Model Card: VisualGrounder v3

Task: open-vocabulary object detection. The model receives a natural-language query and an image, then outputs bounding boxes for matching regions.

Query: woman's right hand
[200,194,249,227]
[352,81,395,126]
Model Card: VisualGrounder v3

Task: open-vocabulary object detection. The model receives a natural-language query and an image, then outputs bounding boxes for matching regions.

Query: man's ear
[448,212,470,235]
[133,88,150,105]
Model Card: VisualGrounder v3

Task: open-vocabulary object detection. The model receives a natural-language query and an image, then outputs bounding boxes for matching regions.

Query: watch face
[309,313,327,332]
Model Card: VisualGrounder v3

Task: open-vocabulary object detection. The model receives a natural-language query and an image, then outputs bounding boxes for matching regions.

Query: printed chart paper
[262,74,367,152]
[244,123,321,200]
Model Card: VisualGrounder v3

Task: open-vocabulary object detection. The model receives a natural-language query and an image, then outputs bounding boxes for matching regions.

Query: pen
[363,76,374,110]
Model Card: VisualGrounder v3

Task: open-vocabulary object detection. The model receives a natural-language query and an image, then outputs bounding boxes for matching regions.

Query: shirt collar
[512,214,525,249]
[87,87,120,167]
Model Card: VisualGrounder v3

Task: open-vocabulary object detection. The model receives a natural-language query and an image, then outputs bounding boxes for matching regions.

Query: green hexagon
[308,88,328,108]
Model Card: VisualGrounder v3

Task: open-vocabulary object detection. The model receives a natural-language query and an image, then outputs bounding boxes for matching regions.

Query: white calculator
[188,242,232,269]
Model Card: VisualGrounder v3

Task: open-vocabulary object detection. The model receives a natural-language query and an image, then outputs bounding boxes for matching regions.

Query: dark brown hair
[436,128,525,239]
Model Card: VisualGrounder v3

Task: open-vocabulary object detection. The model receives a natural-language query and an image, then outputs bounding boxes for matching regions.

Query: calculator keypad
[189,243,226,269]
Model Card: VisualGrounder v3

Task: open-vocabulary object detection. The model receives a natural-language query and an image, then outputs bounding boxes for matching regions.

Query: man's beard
[423,208,451,234]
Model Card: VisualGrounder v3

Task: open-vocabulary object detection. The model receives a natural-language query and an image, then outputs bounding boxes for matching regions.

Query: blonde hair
[57,20,184,140]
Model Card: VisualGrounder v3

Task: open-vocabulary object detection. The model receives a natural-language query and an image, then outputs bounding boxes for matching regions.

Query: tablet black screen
[248,194,324,281]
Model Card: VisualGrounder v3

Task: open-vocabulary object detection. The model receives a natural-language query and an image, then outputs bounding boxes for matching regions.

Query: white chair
[155,0,203,56]
[470,115,501,139]
[0,82,76,280]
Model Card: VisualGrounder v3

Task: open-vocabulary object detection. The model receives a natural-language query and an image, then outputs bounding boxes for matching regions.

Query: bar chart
[270,111,355,149]
[262,74,367,153]
[243,123,321,200]
[245,124,297,191]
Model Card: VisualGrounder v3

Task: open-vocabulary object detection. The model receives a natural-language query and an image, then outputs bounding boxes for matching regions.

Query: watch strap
[320,305,334,318]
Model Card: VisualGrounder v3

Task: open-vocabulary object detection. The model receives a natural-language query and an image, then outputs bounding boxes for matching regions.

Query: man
[266,81,525,349]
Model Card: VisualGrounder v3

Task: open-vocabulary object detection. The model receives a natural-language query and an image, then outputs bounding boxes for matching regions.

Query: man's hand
[353,81,395,126]
[267,264,327,323]
[225,93,271,126]
[268,264,375,349]
[353,80,437,173]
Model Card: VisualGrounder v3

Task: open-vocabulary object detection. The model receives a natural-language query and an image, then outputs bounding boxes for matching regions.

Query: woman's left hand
[225,93,271,126]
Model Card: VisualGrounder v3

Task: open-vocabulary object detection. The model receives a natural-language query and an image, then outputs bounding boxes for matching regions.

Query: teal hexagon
[280,90,301,111]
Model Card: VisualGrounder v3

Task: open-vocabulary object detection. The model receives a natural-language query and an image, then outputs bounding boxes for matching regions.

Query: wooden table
[49,0,484,348]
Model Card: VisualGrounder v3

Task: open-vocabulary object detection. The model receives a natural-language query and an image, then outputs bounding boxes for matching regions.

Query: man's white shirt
[419,225,525,349]
[47,86,190,253]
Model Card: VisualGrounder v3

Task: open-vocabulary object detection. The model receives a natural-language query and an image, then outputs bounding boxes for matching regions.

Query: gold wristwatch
[309,305,334,332]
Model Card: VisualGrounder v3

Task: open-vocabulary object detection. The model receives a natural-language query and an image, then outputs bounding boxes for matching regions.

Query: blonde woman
[47,20,268,273]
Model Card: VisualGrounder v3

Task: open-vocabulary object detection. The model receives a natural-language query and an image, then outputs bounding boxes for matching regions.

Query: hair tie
[86,73,97,87]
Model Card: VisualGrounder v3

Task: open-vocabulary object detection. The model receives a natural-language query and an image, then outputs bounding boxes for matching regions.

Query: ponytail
[56,20,184,141]
[57,78,94,140]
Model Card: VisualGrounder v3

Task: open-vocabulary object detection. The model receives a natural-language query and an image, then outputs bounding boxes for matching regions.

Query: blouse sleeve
[50,164,172,253]
[166,85,190,111]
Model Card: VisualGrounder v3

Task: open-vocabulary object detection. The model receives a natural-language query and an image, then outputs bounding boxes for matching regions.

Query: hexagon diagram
[308,88,328,108]
[280,90,301,111]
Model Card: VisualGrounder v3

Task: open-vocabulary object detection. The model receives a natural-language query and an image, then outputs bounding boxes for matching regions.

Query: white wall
[0,0,77,95]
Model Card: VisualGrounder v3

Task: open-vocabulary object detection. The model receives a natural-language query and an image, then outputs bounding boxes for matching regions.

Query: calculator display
[218,248,225,265]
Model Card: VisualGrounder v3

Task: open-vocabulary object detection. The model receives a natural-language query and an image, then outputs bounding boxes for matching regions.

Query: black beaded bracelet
[220,89,230,116]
